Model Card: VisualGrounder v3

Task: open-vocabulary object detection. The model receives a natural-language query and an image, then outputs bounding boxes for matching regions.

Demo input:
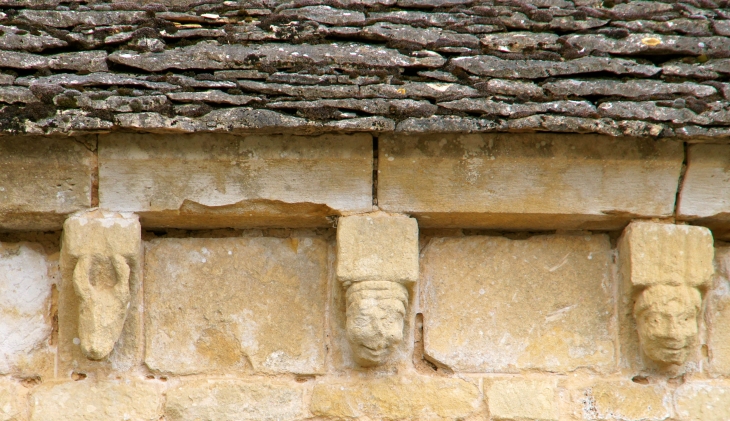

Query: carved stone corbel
[61,210,141,360]
[336,212,419,367]
[619,222,714,370]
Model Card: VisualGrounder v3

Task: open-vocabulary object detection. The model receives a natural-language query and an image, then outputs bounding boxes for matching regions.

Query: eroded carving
[620,222,714,369]
[336,213,419,367]
[62,211,141,361]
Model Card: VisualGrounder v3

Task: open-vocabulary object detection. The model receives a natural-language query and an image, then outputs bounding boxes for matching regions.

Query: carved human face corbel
[72,253,132,360]
[634,285,701,367]
[345,281,408,367]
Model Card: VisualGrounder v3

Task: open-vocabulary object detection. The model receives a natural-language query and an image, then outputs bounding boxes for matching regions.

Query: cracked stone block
[378,133,683,230]
[0,137,94,230]
[310,376,482,420]
[165,379,307,421]
[708,247,730,375]
[486,379,558,421]
[678,144,730,241]
[675,382,730,421]
[98,133,372,228]
[144,236,328,375]
[29,380,163,421]
[421,234,614,373]
[0,242,55,379]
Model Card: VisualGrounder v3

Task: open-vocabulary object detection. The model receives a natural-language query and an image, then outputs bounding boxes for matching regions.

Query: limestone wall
[1,133,730,421]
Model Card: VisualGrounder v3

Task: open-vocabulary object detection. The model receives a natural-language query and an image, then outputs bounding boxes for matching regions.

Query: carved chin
[352,345,392,367]
[643,345,690,366]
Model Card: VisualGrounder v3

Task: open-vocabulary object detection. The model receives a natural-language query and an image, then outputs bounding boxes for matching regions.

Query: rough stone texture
[30,380,163,421]
[708,247,730,375]
[336,213,418,284]
[573,380,671,421]
[310,376,482,420]
[0,243,55,378]
[451,56,660,79]
[677,144,730,240]
[378,133,684,230]
[421,234,614,373]
[0,137,94,230]
[675,382,730,421]
[61,211,141,361]
[165,379,306,421]
[144,236,328,375]
[486,379,558,421]
[98,133,372,228]
[0,378,25,421]
[543,80,716,99]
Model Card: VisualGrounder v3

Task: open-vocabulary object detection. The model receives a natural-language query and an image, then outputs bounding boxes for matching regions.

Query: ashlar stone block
[30,380,163,421]
[577,380,671,421]
[486,379,558,421]
[98,133,373,229]
[675,382,730,421]
[421,234,614,373]
[0,136,94,230]
[310,376,483,420]
[335,213,419,367]
[678,144,730,240]
[618,222,714,371]
[0,378,26,421]
[378,133,683,230]
[708,246,730,375]
[58,211,143,375]
[144,236,328,375]
[165,379,307,421]
[0,242,55,378]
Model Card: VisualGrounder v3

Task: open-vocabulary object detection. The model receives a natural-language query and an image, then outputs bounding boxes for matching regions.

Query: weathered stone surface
[439,99,597,118]
[324,116,395,131]
[614,19,714,37]
[30,380,163,421]
[268,98,437,117]
[166,90,257,105]
[360,82,480,101]
[369,11,473,27]
[486,379,558,421]
[543,80,716,99]
[0,137,93,230]
[311,376,482,420]
[0,87,39,104]
[18,73,179,92]
[165,379,306,421]
[280,5,366,25]
[422,234,614,372]
[238,81,360,99]
[677,145,730,233]
[0,25,68,52]
[76,95,168,113]
[0,243,54,378]
[109,42,445,72]
[549,17,608,31]
[0,378,25,421]
[598,101,708,125]
[0,75,15,86]
[714,20,730,36]
[573,380,671,421]
[98,133,372,228]
[61,211,141,361]
[451,56,660,79]
[675,382,730,421]
[17,10,147,27]
[708,247,730,374]
[378,133,683,230]
[396,115,500,133]
[480,32,560,53]
[662,61,720,79]
[480,79,544,98]
[563,34,730,58]
[362,22,441,47]
[144,236,328,375]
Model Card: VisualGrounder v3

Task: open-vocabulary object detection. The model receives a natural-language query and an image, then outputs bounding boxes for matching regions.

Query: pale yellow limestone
[0,378,25,421]
[98,133,373,228]
[675,382,730,421]
[582,380,671,421]
[0,137,94,230]
[30,380,162,421]
[378,133,683,230]
[708,247,730,375]
[486,379,558,421]
[144,236,328,375]
[310,375,483,420]
[165,379,306,421]
[421,234,614,372]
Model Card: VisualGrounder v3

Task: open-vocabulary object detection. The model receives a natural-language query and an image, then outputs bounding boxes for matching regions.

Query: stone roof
[1,0,730,139]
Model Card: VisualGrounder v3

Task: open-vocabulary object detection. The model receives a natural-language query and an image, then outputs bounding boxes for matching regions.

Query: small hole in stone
[631,376,649,384]
[72,372,87,381]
